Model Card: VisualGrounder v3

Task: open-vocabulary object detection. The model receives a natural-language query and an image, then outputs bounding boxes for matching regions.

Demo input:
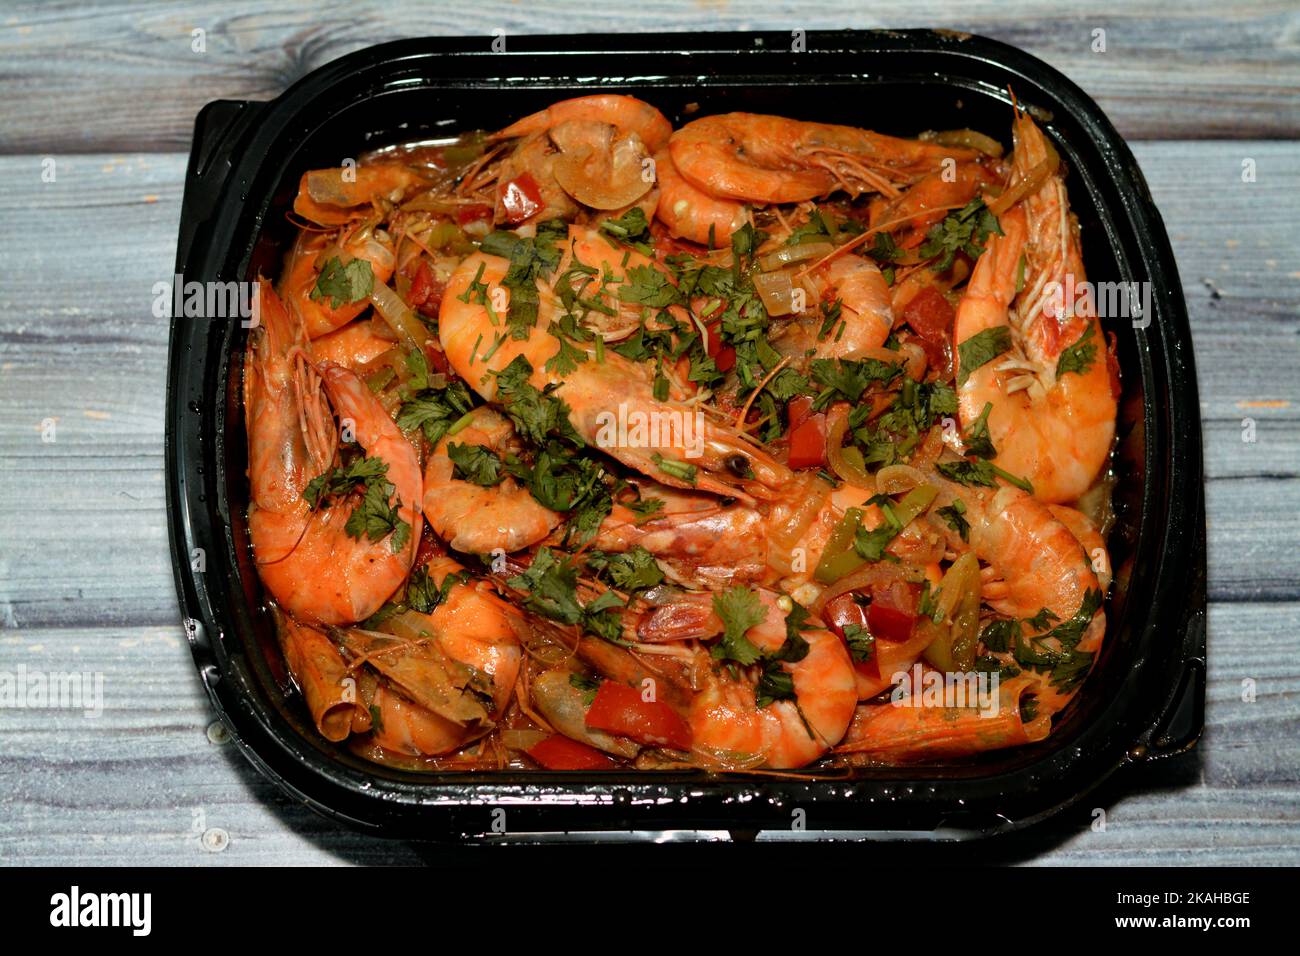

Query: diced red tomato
[584,681,692,751]
[454,203,493,226]
[497,172,544,225]
[423,341,453,376]
[821,592,870,640]
[702,318,723,357]
[867,581,919,643]
[900,285,956,375]
[715,345,737,372]
[786,412,828,469]
[526,734,618,770]
[407,260,445,317]
[787,395,814,431]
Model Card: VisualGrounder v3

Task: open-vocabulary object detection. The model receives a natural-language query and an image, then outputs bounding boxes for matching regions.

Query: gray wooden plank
[1,0,1297,154]
[0,600,1294,864]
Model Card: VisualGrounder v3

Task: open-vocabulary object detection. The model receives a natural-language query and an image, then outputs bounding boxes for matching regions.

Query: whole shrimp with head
[437,222,791,501]
[953,110,1118,503]
[245,282,421,626]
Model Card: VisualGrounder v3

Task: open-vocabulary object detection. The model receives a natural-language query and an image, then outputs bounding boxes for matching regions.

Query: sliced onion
[758,241,834,272]
[825,405,875,487]
[501,729,549,752]
[811,561,926,617]
[369,280,428,350]
[921,128,1005,158]
[752,269,800,316]
[875,464,928,495]
[768,473,832,576]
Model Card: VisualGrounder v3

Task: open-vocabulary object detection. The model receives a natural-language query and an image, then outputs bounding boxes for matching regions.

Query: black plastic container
[166,30,1205,840]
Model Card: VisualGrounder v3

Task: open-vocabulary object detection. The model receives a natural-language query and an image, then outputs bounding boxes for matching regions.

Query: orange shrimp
[246,286,421,626]
[836,673,1050,761]
[437,232,791,500]
[652,146,751,245]
[959,481,1105,717]
[493,94,673,152]
[293,162,427,227]
[422,406,562,555]
[367,556,526,756]
[669,112,976,204]
[953,113,1117,503]
[688,591,857,769]
[591,483,770,590]
[310,318,396,370]
[279,224,396,339]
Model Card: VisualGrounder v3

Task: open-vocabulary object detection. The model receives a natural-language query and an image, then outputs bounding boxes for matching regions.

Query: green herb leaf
[710,585,766,666]
[310,257,374,309]
[1055,324,1099,378]
[956,326,1012,387]
[919,199,1003,273]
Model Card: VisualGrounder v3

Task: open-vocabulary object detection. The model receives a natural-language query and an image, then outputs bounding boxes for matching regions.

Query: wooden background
[1,0,1297,864]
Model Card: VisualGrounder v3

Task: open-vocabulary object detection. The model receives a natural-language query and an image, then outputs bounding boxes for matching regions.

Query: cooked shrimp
[293,162,426,226]
[669,112,975,204]
[591,484,770,590]
[1049,503,1112,591]
[310,318,396,369]
[953,114,1117,503]
[810,255,894,358]
[688,591,857,769]
[363,555,526,757]
[836,673,1050,760]
[423,406,562,554]
[438,242,791,500]
[653,146,751,245]
[493,94,673,153]
[955,480,1105,716]
[279,224,396,338]
[247,288,421,625]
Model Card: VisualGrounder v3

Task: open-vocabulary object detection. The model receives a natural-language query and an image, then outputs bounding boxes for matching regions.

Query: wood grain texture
[0,4,1297,860]
[1,0,1298,153]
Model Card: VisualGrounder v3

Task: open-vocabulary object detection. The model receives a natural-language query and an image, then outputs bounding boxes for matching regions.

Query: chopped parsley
[395,379,476,445]
[955,326,1012,387]
[302,455,411,554]
[963,401,996,459]
[310,256,374,309]
[710,585,766,666]
[936,457,1034,495]
[479,218,567,339]
[584,547,665,596]
[1056,323,1099,378]
[598,207,653,255]
[919,199,1003,273]
[842,623,876,663]
[936,498,971,541]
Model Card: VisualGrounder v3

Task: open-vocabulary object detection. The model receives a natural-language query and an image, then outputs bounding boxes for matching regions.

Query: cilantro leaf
[584,547,665,595]
[842,622,876,663]
[936,498,971,542]
[310,257,374,309]
[919,199,1003,273]
[710,585,766,666]
[447,442,505,486]
[1056,324,1099,378]
[956,327,1012,387]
